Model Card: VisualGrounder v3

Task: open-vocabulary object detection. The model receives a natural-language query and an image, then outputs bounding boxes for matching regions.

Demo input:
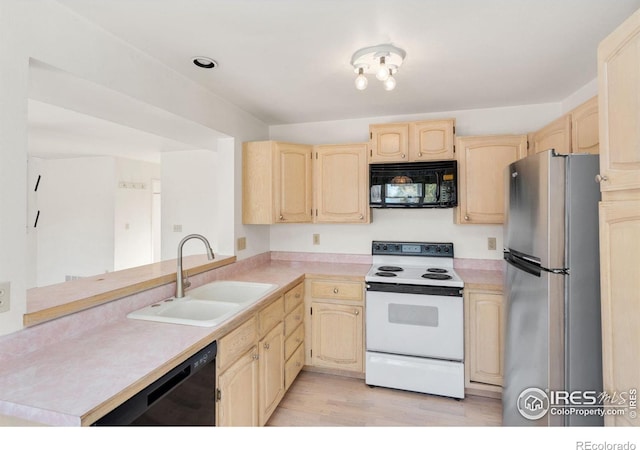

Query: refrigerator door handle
[504,251,541,277]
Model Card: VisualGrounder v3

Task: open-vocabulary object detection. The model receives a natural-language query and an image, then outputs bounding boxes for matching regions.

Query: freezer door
[502,255,565,426]
[504,150,566,268]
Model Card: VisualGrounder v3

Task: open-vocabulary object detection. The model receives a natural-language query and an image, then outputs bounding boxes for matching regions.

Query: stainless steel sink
[127,280,278,327]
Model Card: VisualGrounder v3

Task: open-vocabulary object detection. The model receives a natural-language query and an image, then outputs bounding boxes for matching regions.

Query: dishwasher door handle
[146,366,191,406]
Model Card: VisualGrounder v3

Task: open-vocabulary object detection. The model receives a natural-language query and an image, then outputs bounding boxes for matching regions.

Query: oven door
[365,286,463,361]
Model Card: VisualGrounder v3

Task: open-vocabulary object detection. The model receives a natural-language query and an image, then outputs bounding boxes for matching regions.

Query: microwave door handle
[435,172,441,204]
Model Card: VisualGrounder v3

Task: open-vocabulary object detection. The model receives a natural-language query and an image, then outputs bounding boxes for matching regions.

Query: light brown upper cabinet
[314,143,370,223]
[528,114,572,155]
[243,141,313,224]
[598,12,640,194]
[456,134,528,224]
[528,96,600,157]
[571,96,599,155]
[369,119,455,163]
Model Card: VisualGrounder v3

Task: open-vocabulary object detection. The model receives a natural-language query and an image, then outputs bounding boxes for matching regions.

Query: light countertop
[0,256,500,426]
[0,259,369,426]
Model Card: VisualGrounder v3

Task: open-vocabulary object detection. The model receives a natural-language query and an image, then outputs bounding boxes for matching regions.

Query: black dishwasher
[93,341,217,426]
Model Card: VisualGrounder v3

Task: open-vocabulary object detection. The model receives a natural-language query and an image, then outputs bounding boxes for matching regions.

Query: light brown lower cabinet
[464,287,505,398]
[216,282,305,426]
[598,200,640,426]
[258,322,285,425]
[305,278,365,374]
[217,346,259,426]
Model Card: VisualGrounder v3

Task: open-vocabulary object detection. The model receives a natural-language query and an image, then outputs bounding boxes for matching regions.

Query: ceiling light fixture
[192,56,217,69]
[350,44,405,91]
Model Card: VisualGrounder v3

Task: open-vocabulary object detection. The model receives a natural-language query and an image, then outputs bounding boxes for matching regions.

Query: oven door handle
[366,282,463,297]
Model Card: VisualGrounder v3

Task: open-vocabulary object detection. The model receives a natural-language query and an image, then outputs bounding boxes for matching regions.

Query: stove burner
[377,266,404,272]
[375,272,398,277]
[427,268,448,274]
[421,273,452,280]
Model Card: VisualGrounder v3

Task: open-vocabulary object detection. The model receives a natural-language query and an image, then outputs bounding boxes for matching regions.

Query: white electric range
[365,241,465,399]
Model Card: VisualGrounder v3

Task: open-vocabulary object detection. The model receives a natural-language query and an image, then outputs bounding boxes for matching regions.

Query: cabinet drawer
[285,341,305,390]
[285,323,304,360]
[284,283,304,314]
[284,302,304,336]
[310,280,363,301]
[258,296,284,337]
[218,316,257,371]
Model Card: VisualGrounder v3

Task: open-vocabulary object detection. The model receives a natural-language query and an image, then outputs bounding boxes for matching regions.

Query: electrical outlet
[0,282,10,313]
[237,237,247,251]
[488,237,497,250]
[313,234,320,245]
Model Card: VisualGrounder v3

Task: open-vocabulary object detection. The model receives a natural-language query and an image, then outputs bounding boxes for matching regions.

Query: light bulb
[376,56,389,81]
[354,68,368,90]
[383,73,396,91]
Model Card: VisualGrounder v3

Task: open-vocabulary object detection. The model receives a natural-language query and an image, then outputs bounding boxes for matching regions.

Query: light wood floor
[267,370,502,426]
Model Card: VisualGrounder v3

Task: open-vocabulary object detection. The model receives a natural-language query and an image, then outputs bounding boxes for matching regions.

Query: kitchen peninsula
[0,251,501,426]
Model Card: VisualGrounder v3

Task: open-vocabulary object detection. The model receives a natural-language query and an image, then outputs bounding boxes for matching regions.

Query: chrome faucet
[175,234,215,298]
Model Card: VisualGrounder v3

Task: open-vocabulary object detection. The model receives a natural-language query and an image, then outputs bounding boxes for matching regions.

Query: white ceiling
[56,0,640,125]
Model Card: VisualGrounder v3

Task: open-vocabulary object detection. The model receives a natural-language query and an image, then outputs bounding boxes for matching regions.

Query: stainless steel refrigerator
[502,150,603,426]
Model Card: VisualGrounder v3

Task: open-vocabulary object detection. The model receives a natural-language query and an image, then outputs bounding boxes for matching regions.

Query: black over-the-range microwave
[369,160,458,208]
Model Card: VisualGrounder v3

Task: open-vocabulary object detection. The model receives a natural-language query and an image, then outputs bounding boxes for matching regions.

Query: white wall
[269,103,563,259]
[34,157,116,287]
[0,0,268,336]
[561,78,598,113]
[114,158,161,271]
[161,150,220,259]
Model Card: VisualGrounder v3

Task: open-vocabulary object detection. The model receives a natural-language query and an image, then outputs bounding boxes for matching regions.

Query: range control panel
[371,241,454,257]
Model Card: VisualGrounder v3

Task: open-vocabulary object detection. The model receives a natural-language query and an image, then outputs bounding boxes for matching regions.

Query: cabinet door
[598,8,640,193]
[599,200,640,426]
[274,143,313,223]
[409,119,455,161]
[314,143,369,223]
[369,123,409,163]
[311,302,363,372]
[529,115,572,155]
[217,347,259,426]
[571,96,599,155]
[259,322,284,425]
[467,290,504,387]
[456,135,527,224]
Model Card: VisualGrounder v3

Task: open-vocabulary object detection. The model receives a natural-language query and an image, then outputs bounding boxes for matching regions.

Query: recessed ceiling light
[192,56,217,69]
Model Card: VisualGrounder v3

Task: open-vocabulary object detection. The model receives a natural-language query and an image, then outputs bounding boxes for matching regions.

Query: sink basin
[127,280,278,327]
[187,280,278,305]
[127,298,241,327]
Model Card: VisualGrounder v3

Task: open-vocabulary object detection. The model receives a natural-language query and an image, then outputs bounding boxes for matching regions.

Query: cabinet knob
[295,293,301,298]
[359,214,364,220]
[401,153,406,159]
[279,214,284,220]
[464,215,470,221]
[264,343,270,350]
[333,288,339,294]
[355,309,359,316]
[295,315,301,321]
[252,354,259,360]
[595,174,608,183]
[418,152,423,157]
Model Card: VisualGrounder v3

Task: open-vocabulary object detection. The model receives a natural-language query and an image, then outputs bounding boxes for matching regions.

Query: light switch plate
[0,281,10,313]
[488,237,497,251]
[237,237,247,251]
[313,234,320,245]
